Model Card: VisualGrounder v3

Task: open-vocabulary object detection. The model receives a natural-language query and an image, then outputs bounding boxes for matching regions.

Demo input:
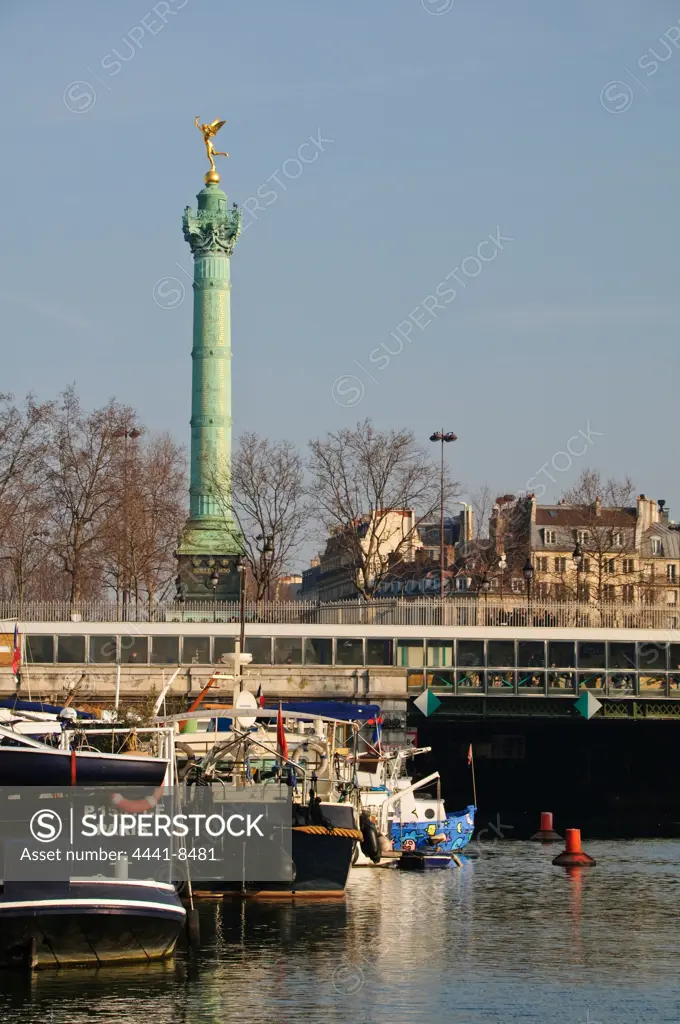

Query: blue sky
[1,0,679,542]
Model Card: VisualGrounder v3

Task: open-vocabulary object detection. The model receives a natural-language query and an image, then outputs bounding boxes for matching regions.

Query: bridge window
[214,636,236,663]
[57,635,86,663]
[397,639,424,668]
[183,637,211,664]
[608,643,636,670]
[639,675,667,696]
[366,639,393,666]
[670,644,680,670]
[336,638,364,666]
[578,673,605,691]
[89,636,117,663]
[304,638,332,665]
[457,640,484,667]
[519,671,545,690]
[274,637,302,665]
[548,641,575,668]
[488,641,515,667]
[518,641,545,668]
[606,674,634,695]
[426,640,453,667]
[25,635,54,663]
[151,636,180,664]
[456,670,483,692]
[120,635,149,663]
[548,671,576,693]
[246,637,272,665]
[577,642,605,668]
[638,642,666,670]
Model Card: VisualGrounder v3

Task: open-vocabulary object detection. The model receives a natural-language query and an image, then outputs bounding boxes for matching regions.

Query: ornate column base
[175,518,242,601]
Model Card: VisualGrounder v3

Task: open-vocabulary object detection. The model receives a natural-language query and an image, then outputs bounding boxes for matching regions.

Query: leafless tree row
[0,389,186,604]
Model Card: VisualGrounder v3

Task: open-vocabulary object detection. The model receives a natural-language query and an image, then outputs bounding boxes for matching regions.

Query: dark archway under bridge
[408,697,680,839]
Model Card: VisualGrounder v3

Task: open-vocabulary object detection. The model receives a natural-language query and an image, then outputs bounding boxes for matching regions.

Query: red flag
[12,625,20,678]
[467,743,473,767]
[276,705,288,761]
[256,684,265,709]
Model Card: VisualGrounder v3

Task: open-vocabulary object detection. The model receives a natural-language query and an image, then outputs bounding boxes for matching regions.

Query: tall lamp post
[480,578,491,625]
[429,431,457,599]
[523,557,534,623]
[112,426,142,615]
[236,556,247,691]
[208,567,219,623]
[572,541,583,620]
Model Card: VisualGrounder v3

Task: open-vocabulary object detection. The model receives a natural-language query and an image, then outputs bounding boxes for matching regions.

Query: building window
[651,538,662,555]
[669,591,678,605]
[304,638,332,665]
[25,635,54,663]
[89,636,117,664]
[583,558,591,573]
[367,639,393,666]
[151,636,180,665]
[667,565,677,583]
[183,637,211,664]
[604,584,615,601]
[607,559,616,573]
[426,640,452,668]
[274,637,303,665]
[623,559,634,574]
[336,638,364,666]
[510,579,522,594]
[536,557,548,573]
[57,635,86,664]
[537,582,549,599]
[214,636,236,664]
[544,529,556,545]
[120,635,149,664]
[397,639,424,668]
[622,584,634,603]
[612,532,623,547]
[554,557,566,573]
[245,637,272,665]
[576,531,589,545]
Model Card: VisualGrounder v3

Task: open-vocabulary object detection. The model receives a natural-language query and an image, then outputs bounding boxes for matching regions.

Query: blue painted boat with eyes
[390,804,476,855]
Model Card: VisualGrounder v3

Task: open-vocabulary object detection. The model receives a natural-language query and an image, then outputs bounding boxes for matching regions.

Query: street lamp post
[480,578,491,625]
[174,575,186,623]
[572,541,583,621]
[209,568,219,623]
[523,557,534,623]
[113,426,142,616]
[429,431,457,600]
[236,557,247,691]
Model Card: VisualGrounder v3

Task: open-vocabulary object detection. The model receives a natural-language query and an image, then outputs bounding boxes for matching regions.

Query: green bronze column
[176,153,242,600]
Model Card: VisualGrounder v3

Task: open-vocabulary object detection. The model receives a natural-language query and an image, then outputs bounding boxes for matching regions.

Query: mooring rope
[292,826,363,839]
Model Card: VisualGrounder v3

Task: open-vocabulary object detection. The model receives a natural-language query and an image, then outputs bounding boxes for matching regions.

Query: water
[1,840,679,1024]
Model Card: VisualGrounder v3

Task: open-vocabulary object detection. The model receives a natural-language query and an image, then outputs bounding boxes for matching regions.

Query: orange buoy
[530,811,562,841]
[552,828,596,867]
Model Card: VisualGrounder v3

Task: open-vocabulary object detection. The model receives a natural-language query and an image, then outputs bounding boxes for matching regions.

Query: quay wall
[1,666,409,707]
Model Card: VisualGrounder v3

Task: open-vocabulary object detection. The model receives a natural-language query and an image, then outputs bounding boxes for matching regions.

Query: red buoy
[552,828,596,867]
[530,811,561,841]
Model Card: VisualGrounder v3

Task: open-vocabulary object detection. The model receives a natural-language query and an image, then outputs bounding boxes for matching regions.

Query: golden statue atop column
[195,116,229,184]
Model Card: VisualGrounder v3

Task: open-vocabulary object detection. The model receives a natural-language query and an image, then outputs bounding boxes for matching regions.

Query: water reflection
[0,842,679,1023]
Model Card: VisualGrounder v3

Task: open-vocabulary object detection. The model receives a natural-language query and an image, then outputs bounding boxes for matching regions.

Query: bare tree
[555,469,637,604]
[101,433,187,607]
[212,434,308,600]
[46,388,133,603]
[307,420,447,599]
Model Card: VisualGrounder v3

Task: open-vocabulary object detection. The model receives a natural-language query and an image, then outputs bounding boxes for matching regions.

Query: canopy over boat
[0,697,95,719]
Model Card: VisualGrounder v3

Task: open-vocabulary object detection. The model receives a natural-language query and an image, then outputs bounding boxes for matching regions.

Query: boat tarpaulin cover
[0,697,96,719]
[262,701,381,723]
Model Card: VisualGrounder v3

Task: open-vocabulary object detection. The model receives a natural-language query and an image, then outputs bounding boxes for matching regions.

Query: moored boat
[0,878,185,969]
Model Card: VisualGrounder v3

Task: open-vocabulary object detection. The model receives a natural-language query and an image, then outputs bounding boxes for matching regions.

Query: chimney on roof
[658,499,669,525]
[594,496,601,517]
